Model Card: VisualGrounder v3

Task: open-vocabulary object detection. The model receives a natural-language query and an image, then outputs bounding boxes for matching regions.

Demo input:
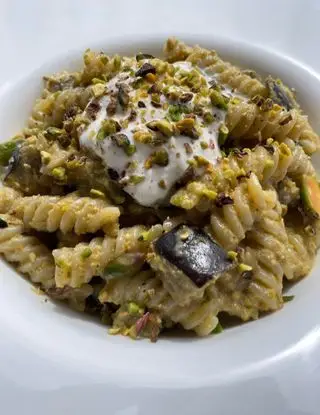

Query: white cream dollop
[80,61,225,207]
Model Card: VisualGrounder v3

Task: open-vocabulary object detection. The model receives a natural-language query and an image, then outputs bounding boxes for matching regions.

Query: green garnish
[90,189,105,198]
[104,262,128,277]
[167,104,190,122]
[218,124,229,146]
[129,175,145,185]
[145,149,169,168]
[200,141,209,150]
[127,302,143,315]
[203,112,214,124]
[51,167,66,181]
[283,295,295,302]
[111,134,136,156]
[210,90,229,110]
[212,322,223,334]
[0,141,17,166]
[238,263,253,273]
[97,119,120,140]
[81,248,92,259]
[146,119,174,137]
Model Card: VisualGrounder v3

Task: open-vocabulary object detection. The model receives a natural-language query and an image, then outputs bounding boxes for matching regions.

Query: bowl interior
[0,35,319,387]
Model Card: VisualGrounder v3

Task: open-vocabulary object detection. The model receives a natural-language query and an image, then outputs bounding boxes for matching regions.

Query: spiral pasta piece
[285,227,317,280]
[0,214,54,288]
[209,174,277,250]
[0,187,20,213]
[164,38,267,98]
[52,225,163,288]
[99,270,219,336]
[81,50,122,84]
[171,139,314,212]
[226,100,320,154]
[9,192,120,236]
[27,87,92,132]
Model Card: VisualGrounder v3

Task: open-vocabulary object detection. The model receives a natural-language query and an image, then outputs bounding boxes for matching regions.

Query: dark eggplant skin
[154,225,234,288]
[265,76,298,111]
[4,144,21,180]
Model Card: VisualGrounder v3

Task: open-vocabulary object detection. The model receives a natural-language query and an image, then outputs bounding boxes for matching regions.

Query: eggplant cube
[265,76,298,111]
[150,225,234,305]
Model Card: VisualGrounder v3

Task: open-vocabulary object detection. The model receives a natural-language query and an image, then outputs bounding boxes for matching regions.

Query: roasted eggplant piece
[150,225,234,304]
[265,76,298,111]
[4,140,63,195]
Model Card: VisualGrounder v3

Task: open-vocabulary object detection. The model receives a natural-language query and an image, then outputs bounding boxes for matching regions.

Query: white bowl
[0,35,320,415]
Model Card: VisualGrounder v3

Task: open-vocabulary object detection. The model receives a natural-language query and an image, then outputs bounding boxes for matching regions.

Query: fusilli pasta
[226,100,320,154]
[0,214,55,288]
[0,37,318,341]
[9,192,120,236]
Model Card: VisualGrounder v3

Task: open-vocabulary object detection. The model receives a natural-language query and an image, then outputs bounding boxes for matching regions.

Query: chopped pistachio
[230,97,241,105]
[202,189,217,200]
[187,158,197,167]
[136,53,155,61]
[133,130,153,144]
[167,104,190,122]
[211,322,223,334]
[129,175,145,185]
[111,133,136,156]
[151,93,161,107]
[40,150,51,164]
[81,248,92,259]
[108,327,121,335]
[145,73,157,83]
[132,77,145,89]
[194,155,209,166]
[0,141,18,166]
[145,149,169,169]
[113,55,122,71]
[200,141,209,150]
[210,89,229,110]
[175,117,199,139]
[227,251,238,260]
[45,127,64,137]
[91,83,106,97]
[104,262,128,277]
[203,112,214,124]
[238,263,253,273]
[92,78,105,85]
[218,124,229,146]
[51,167,66,181]
[90,189,106,198]
[283,295,295,302]
[97,119,120,140]
[128,302,143,316]
[146,119,174,137]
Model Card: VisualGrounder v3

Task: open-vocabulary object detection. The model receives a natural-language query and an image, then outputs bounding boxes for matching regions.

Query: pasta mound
[0,38,319,341]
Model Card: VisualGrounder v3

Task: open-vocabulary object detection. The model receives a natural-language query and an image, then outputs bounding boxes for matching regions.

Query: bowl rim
[0,33,320,389]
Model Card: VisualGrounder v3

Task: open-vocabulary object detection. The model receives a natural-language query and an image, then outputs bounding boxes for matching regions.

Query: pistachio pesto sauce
[80,58,239,207]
